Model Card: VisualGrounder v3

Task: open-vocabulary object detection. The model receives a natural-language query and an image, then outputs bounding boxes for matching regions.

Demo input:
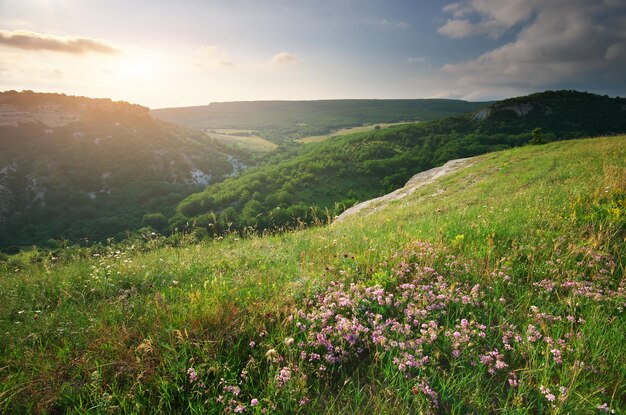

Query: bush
[142,213,168,232]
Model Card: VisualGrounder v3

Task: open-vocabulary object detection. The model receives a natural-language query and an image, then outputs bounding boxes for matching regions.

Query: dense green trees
[0,92,255,248]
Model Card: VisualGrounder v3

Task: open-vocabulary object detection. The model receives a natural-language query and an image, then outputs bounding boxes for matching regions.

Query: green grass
[296,122,412,143]
[1,136,624,414]
[206,131,278,153]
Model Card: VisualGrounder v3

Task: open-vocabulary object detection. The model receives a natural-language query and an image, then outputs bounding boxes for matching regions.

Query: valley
[151,99,489,144]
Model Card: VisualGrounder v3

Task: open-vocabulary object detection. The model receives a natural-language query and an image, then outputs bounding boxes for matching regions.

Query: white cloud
[271,52,299,64]
[379,19,410,30]
[438,19,484,38]
[438,0,538,39]
[605,43,626,60]
[196,45,236,67]
[442,3,470,19]
[408,56,429,64]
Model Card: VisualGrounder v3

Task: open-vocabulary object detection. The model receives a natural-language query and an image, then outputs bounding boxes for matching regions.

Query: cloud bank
[439,0,626,90]
[0,30,117,54]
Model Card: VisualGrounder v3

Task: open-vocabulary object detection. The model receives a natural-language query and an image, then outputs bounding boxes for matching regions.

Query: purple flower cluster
[184,241,624,412]
[479,349,509,374]
[445,318,486,358]
[532,250,622,303]
[275,366,291,388]
[540,385,556,402]
[413,378,439,408]
[295,263,485,379]
[187,367,197,384]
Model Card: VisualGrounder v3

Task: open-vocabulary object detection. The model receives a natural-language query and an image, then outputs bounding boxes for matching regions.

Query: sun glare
[115,55,162,81]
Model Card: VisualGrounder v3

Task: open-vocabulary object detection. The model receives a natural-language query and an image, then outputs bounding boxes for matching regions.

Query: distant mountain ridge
[150,99,490,144]
[0,90,148,127]
[0,91,252,247]
[473,90,626,136]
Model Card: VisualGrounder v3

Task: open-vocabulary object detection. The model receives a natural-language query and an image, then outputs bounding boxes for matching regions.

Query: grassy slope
[0,136,624,413]
[296,122,411,143]
[150,99,487,129]
[205,131,278,153]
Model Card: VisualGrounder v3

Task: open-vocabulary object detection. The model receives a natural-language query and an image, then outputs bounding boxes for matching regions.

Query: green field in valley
[296,122,412,143]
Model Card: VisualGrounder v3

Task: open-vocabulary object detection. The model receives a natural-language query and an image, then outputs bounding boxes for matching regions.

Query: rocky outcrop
[0,104,81,127]
[474,101,553,121]
[0,91,150,128]
[334,157,474,223]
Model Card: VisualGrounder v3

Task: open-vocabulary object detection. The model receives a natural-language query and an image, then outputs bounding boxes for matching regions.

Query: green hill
[171,90,626,236]
[1,136,624,413]
[0,91,253,248]
[150,99,490,144]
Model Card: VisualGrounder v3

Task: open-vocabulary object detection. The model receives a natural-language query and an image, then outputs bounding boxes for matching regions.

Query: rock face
[473,101,553,120]
[0,104,82,127]
[499,103,535,117]
[334,157,474,223]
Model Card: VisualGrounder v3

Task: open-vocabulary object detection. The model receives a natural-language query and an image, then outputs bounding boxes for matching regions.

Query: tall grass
[1,136,624,414]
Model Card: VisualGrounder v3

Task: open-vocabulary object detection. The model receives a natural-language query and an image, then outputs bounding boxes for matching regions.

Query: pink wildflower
[276,366,291,388]
[187,367,198,384]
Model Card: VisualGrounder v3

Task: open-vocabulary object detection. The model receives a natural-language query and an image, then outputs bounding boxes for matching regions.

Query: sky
[1,0,625,108]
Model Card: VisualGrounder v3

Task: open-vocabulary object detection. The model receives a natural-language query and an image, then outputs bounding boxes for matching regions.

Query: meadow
[205,130,277,153]
[296,122,410,143]
[0,136,624,414]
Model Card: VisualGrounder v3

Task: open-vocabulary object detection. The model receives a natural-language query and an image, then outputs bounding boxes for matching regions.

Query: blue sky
[1,0,625,108]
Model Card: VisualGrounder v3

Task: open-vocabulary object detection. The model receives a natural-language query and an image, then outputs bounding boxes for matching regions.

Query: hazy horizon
[2,0,626,108]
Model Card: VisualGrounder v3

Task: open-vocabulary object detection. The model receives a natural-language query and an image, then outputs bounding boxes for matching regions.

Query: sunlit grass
[205,130,277,153]
[0,136,624,413]
[296,122,413,143]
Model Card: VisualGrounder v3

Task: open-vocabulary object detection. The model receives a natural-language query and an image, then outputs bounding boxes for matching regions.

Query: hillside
[1,136,624,413]
[0,91,253,248]
[171,90,626,236]
[150,99,490,144]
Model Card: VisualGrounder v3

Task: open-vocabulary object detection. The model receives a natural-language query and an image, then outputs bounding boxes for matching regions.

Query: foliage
[530,127,545,145]
[173,91,626,237]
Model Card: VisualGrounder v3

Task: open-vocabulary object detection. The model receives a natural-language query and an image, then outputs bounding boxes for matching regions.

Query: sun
[115,54,163,81]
